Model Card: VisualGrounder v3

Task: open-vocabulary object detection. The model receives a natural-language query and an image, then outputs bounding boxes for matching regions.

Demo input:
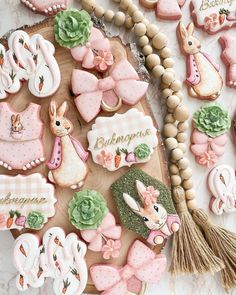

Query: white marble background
[0,0,236,294]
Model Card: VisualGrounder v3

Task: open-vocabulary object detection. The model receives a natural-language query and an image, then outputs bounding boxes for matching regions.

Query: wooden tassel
[193,209,236,290]
[170,186,224,275]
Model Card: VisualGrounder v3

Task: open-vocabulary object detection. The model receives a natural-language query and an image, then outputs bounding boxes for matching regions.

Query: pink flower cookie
[0,173,56,231]
[0,102,45,170]
[47,100,89,189]
[72,59,149,122]
[208,165,236,215]
[13,227,88,295]
[219,34,236,88]
[21,0,67,15]
[90,240,167,295]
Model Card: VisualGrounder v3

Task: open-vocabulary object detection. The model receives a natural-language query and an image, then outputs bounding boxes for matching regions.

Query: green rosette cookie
[68,190,108,230]
[54,9,92,48]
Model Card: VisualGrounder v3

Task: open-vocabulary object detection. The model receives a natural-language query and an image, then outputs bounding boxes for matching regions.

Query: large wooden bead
[138,35,149,47]
[164,113,175,123]
[120,0,131,10]
[178,158,189,169]
[128,4,138,16]
[113,0,121,2]
[142,18,150,27]
[171,80,182,91]
[146,24,159,38]
[132,10,144,23]
[114,11,126,26]
[104,10,115,22]
[176,132,187,143]
[169,164,179,175]
[165,137,178,150]
[146,54,160,69]
[178,143,187,153]
[171,148,184,161]
[187,198,197,210]
[178,122,189,132]
[171,175,182,186]
[180,168,192,180]
[175,91,184,101]
[134,22,147,36]
[160,47,171,58]
[81,0,95,12]
[152,32,167,49]
[182,179,193,190]
[163,124,178,137]
[162,88,173,99]
[125,16,134,29]
[162,71,174,85]
[163,57,174,68]
[166,95,180,109]
[173,105,189,122]
[142,45,153,56]
[152,65,165,78]
[185,189,196,200]
[94,5,105,18]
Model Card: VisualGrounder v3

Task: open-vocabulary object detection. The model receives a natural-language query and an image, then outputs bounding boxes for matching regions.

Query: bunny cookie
[47,101,88,189]
[177,22,223,100]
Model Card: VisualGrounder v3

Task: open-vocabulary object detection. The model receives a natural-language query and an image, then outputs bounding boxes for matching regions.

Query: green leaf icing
[27,211,44,229]
[193,103,231,138]
[134,143,151,159]
[68,190,108,230]
[54,9,92,49]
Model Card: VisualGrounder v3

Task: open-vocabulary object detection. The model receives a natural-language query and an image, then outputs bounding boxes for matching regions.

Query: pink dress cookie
[0,102,44,171]
[21,0,67,15]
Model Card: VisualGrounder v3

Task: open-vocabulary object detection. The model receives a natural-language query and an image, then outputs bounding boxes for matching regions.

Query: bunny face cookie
[177,22,223,100]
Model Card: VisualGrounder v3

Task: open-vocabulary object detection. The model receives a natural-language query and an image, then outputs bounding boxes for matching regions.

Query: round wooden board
[3,18,169,294]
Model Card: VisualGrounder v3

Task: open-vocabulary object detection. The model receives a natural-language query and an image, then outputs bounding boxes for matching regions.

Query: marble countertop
[0,0,235,294]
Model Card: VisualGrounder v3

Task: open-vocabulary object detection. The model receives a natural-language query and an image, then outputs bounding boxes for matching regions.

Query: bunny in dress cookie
[177,22,223,100]
[47,101,88,189]
[123,180,180,245]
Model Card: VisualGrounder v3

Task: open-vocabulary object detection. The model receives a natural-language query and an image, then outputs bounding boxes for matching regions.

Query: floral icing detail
[134,143,151,160]
[54,9,92,49]
[142,186,160,206]
[204,13,219,30]
[27,211,44,229]
[101,239,121,260]
[193,103,231,138]
[93,51,114,72]
[68,190,108,230]
[197,151,218,168]
[96,150,113,168]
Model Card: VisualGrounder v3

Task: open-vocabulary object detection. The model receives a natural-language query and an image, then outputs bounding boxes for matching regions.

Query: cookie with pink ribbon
[111,168,180,246]
[47,100,89,189]
[190,104,230,168]
[191,0,236,34]
[21,0,67,15]
[90,239,167,295]
[13,227,88,295]
[72,60,148,122]
[208,165,236,215]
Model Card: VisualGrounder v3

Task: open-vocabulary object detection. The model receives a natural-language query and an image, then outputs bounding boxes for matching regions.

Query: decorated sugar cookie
[47,100,88,189]
[72,60,149,122]
[0,173,56,230]
[87,109,158,171]
[0,102,45,170]
[191,0,236,34]
[111,168,180,246]
[90,239,167,295]
[208,165,236,215]
[219,34,236,88]
[21,0,67,15]
[177,22,223,100]
[13,227,88,295]
[190,104,230,168]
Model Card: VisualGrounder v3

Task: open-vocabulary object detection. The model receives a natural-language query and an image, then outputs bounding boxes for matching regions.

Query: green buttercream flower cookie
[68,190,108,230]
[27,211,44,229]
[193,103,231,138]
[54,9,92,48]
[134,143,151,159]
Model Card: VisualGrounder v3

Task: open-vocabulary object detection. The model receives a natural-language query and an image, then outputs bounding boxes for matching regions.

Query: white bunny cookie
[47,100,88,189]
[177,22,223,100]
[208,165,236,215]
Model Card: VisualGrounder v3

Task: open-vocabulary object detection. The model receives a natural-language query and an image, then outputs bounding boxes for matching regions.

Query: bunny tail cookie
[21,0,67,15]
[177,22,223,100]
[47,100,88,189]
[111,168,180,246]
[208,165,236,215]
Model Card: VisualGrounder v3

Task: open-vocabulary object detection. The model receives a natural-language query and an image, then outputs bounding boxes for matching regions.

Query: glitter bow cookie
[90,240,167,295]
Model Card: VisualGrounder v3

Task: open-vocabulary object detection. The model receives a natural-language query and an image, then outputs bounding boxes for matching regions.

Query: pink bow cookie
[71,27,112,70]
[90,240,167,295]
[72,60,149,122]
[191,129,228,167]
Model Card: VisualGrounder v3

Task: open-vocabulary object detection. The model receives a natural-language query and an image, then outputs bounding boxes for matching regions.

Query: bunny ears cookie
[177,22,223,100]
[21,0,67,15]
[47,100,88,189]
[111,168,180,246]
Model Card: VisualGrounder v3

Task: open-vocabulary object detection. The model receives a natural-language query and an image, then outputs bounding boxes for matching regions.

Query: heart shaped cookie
[21,0,67,15]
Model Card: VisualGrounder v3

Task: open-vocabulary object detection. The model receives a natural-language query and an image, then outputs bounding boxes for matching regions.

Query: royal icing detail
[87,109,158,171]
[0,102,45,171]
[111,168,180,246]
[47,100,88,189]
[177,22,223,100]
[90,240,167,295]
[0,30,60,98]
[72,60,149,122]
[0,173,56,230]
[190,104,230,168]
[219,34,236,88]
[191,0,236,34]
[21,0,67,15]
[13,227,88,295]
[208,165,236,215]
